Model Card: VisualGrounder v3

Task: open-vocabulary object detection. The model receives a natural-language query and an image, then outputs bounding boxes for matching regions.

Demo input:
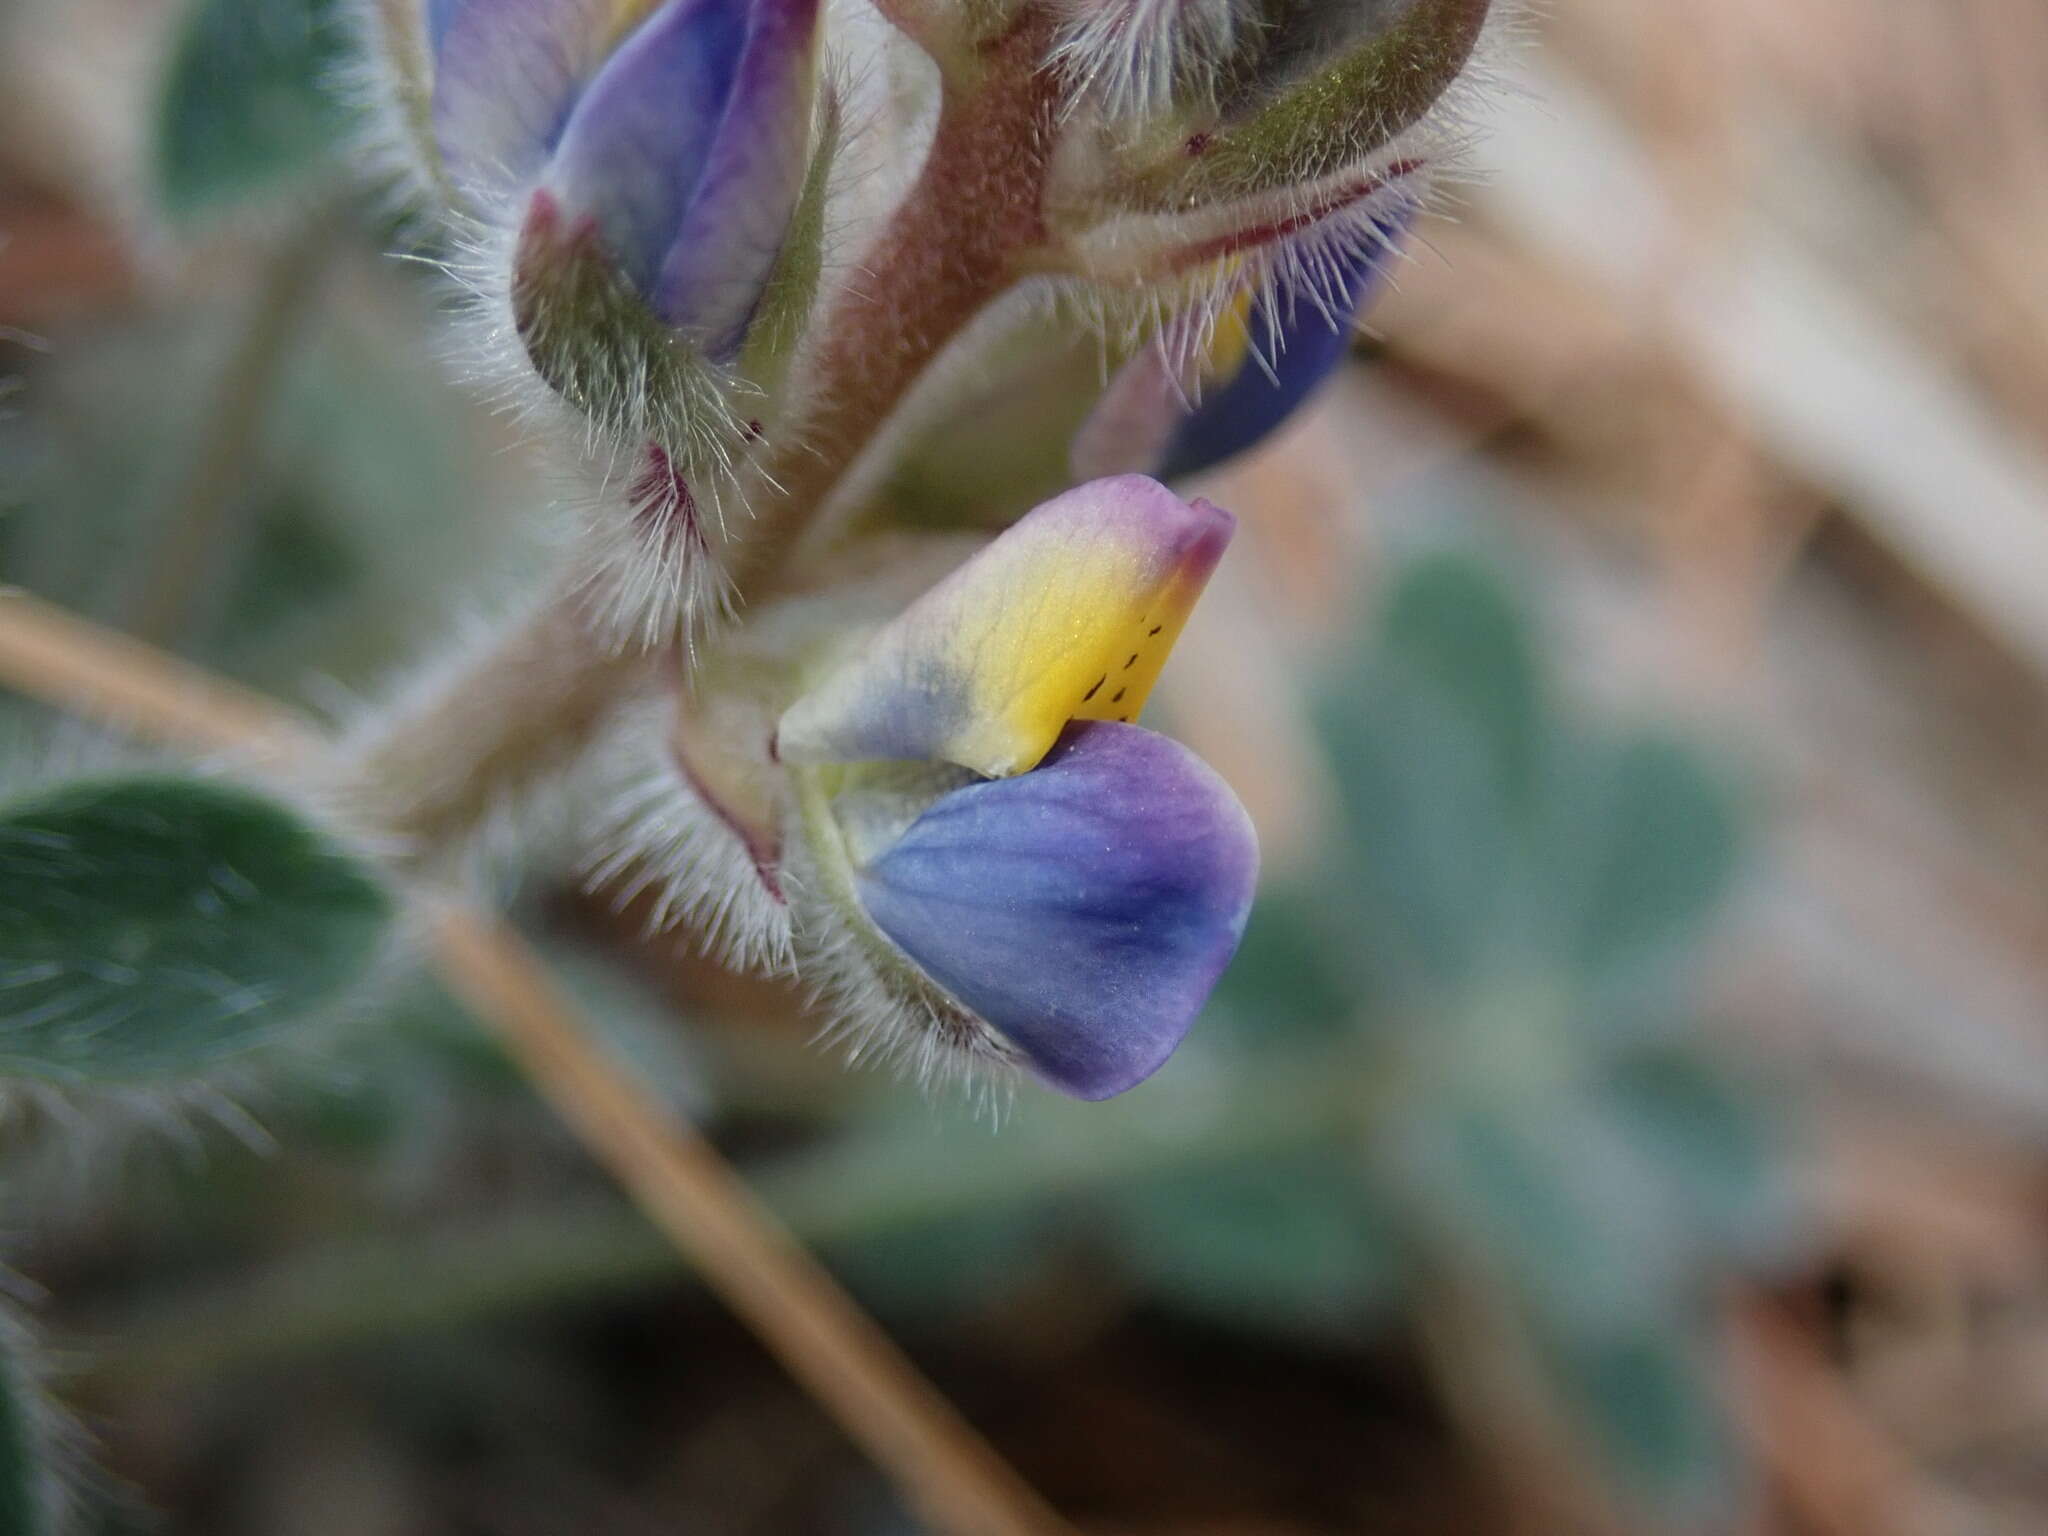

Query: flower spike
[777,477,1234,779]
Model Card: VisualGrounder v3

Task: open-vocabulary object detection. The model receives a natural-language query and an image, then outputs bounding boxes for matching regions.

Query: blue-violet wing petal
[857,721,1259,1099]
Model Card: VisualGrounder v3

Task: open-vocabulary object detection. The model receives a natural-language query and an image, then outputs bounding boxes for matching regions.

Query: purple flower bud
[1073,208,1411,481]
[855,721,1258,1099]
[428,0,630,196]
[433,0,823,358]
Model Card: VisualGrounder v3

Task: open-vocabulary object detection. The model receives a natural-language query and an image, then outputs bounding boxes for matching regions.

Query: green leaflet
[0,776,393,1081]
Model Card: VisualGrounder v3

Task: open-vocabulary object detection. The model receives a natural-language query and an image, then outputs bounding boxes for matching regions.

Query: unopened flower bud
[1170,0,1492,205]
[1047,0,1486,286]
[526,0,823,359]
[393,0,832,421]
[1072,206,1409,481]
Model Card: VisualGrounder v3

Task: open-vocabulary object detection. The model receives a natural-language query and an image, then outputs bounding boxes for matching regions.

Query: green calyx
[1130,0,1489,211]
[510,195,746,465]
[734,89,843,403]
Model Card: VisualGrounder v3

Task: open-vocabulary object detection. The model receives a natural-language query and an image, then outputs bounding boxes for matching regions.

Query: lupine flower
[590,476,1259,1099]
[1071,206,1412,482]
[360,0,1493,1102]
[779,476,1258,1098]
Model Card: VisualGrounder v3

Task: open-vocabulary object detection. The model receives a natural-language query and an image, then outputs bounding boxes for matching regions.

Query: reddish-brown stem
[734,13,1062,591]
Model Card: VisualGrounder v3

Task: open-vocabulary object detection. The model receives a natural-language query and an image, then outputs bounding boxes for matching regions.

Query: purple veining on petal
[856,721,1259,1100]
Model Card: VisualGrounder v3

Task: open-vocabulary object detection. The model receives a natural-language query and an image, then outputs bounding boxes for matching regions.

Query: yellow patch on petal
[947,530,1217,773]
[1203,285,1255,385]
[778,477,1235,778]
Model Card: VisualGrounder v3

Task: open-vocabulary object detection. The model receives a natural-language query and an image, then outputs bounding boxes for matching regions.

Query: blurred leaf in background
[0,263,527,703]
[0,1312,68,1536]
[156,0,358,222]
[0,774,393,1081]
[1317,550,1773,1523]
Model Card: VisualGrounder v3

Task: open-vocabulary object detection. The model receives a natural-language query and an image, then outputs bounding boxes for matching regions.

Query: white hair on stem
[576,696,796,974]
[1049,0,1251,122]
[1047,0,1514,398]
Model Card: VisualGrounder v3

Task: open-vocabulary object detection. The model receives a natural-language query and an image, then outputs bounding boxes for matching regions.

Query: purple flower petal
[518,0,820,349]
[1160,216,1408,478]
[430,0,623,196]
[539,0,747,304]
[658,0,822,354]
[856,722,1259,1099]
[1072,209,1413,482]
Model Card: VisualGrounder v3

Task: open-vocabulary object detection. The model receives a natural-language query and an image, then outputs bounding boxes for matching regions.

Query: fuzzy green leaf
[1211,888,1361,1041]
[1316,667,1524,995]
[156,0,355,221]
[1598,1050,1785,1261]
[0,776,392,1080]
[1391,1091,1696,1341]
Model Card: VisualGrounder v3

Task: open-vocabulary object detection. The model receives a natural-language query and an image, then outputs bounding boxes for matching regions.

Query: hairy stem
[735,14,1061,591]
[341,588,653,857]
